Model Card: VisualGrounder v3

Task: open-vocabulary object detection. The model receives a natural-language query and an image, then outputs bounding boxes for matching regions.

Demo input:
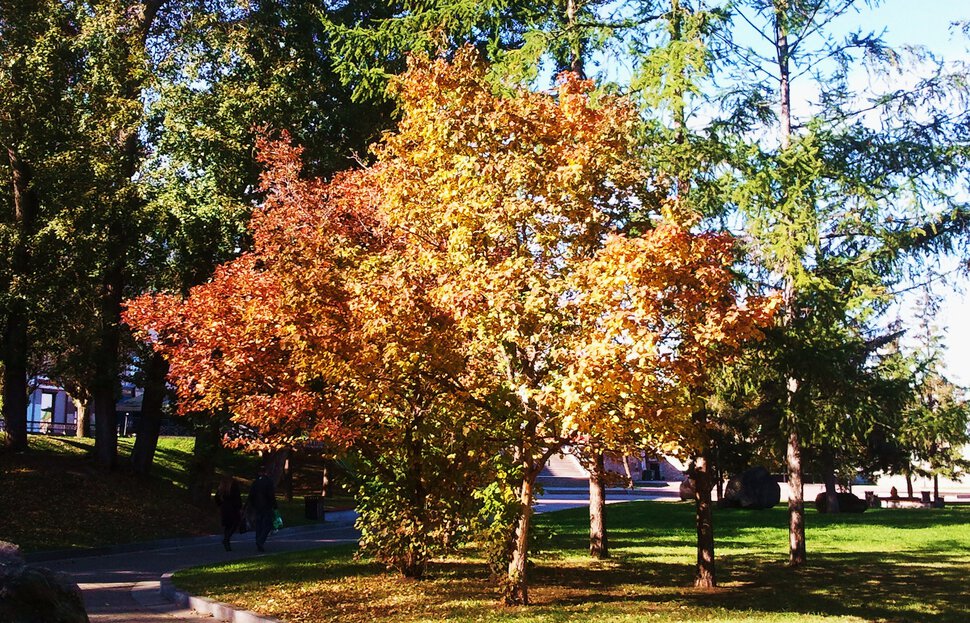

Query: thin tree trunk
[787,427,806,567]
[507,472,537,605]
[774,0,804,567]
[715,466,724,502]
[565,0,584,76]
[693,448,716,588]
[401,409,426,578]
[131,351,168,474]
[775,2,792,149]
[622,454,634,488]
[589,450,609,559]
[933,474,939,501]
[283,457,294,502]
[693,408,716,588]
[2,147,37,452]
[905,471,913,499]
[73,397,89,438]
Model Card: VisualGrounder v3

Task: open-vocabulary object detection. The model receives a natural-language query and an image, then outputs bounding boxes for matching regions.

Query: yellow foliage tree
[375,48,776,604]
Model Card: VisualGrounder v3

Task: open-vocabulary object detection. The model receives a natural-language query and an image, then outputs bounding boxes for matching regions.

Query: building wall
[603,452,686,482]
[27,381,78,434]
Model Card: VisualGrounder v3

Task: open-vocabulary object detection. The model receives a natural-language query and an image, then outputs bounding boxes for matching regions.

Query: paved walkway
[46,481,965,623]
[533,484,681,513]
[41,511,358,623]
[36,488,679,622]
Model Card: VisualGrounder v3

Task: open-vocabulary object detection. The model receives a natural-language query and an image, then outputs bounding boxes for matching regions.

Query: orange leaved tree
[125,136,499,578]
[124,138,366,450]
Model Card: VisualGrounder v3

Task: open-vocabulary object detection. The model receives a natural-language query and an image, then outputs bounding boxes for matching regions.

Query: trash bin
[304,495,324,520]
[920,491,931,504]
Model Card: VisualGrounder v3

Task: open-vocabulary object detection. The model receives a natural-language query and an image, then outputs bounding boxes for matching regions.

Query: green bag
[272,509,283,532]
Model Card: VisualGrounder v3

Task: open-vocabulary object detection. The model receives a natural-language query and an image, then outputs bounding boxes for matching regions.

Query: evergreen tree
[716,0,970,565]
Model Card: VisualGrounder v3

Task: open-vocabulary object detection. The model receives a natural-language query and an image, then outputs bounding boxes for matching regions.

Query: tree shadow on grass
[704,549,970,623]
[534,502,969,622]
[533,548,969,623]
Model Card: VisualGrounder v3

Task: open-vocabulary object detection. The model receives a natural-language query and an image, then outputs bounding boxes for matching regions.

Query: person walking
[248,464,277,552]
[215,474,243,551]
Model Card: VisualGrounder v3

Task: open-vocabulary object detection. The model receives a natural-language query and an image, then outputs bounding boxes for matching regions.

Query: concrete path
[36,489,681,623]
[533,485,680,513]
[40,511,358,623]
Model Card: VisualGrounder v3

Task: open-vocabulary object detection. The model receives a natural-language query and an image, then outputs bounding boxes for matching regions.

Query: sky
[597,1,970,385]
[748,0,970,386]
[865,1,970,386]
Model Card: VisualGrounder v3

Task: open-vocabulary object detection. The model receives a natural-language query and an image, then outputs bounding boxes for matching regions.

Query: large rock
[814,491,867,513]
[723,467,781,509]
[0,540,23,565]
[679,477,696,501]
[0,540,89,623]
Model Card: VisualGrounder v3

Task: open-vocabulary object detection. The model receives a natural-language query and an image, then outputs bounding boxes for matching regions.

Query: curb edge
[160,572,282,623]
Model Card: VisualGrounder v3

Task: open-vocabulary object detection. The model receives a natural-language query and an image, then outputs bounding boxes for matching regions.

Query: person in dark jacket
[248,464,277,552]
[215,474,243,551]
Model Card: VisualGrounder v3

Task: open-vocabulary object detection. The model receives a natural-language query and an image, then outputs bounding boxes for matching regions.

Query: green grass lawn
[174,501,970,623]
[0,436,350,552]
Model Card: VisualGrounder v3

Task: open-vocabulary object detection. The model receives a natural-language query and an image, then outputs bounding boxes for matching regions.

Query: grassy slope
[0,436,224,551]
[174,501,970,623]
[0,436,354,552]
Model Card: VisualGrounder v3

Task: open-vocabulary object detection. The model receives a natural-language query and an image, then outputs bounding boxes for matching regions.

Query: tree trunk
[933,474,939,501]
[693,448,716,588]
[507,472,537,605]
[565,0,584,77]
[73,397,89,438]
[822,454,840,514]
[92,242,125,469]
[2,313,29,451]
[94,0,166,470]
[589,450,609,559]
[264,447,289,486]
[693,408,716,588]
[905,471,913,499]
[283,457,294,502]
[188,417,221,505]
[401,409,426,578]
[131,351,168,474]
[775,2,792,149]
[2,147,38,452]
[621,454,634,488]
[787,427,806,567]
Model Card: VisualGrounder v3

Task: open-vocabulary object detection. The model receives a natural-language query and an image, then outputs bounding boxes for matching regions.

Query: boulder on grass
[0,540,89,623]
[723,467,781,509]
[679,477,695,501]
[814,491,867,513]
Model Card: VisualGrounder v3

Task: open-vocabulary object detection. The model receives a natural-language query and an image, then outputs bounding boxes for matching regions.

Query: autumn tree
[125,138,358,450]
[126,133,501,573]
[370,49,777,603]
[128,48,777,599]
